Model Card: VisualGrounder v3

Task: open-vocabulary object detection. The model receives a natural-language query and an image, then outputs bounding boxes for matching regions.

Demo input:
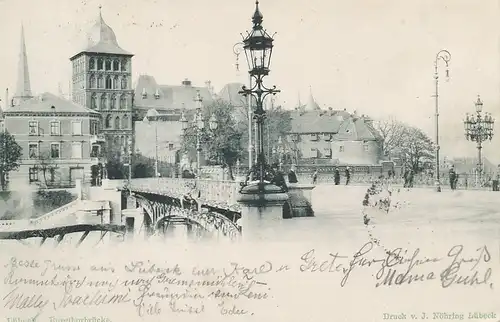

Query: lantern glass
[209,114,218,130]
[243,32,274,73]
[180,113,188,130]
[475,100,483,113]
[196,114,204,130]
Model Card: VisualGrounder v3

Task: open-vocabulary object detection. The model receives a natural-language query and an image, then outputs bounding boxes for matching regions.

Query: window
[100,94,107,109]
[120,95,126,109]
[97,58,103,70]
[105,76,112,89]
[90,120,99,135]
[113,76,119,89]
[310,134,318,141]
[110,95,116,109]
[323,134,332,141]
[71,142,82,159]
[105,60,111,71]
[113,60,119,71]
[50,143,60,158]
[168,143,174,150]
[105,115,112,128]
[339,146,344,152]
[324,148,332,157]
[49,168,55,183]
[72,121,82,136]
[97,76,103,89]
[29,167,38,183]
[122,115,129,129]
[90,76,96,88]
[363,144,369,152]
[114,116,120,129]
[91,93,97,109]
[121,59,127,71]
[50,121,60,135]
[28,121,38,136]
[28,143,39,159]
[121,77,127,89]
[89,58,95,70]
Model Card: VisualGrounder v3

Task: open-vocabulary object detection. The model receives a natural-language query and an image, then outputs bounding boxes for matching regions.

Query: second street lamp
[464,95,495,187]
[239,0,280,190]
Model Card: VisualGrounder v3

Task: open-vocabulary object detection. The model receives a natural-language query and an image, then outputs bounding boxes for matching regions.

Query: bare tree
[35,151,59,187]
[375,117,409,158]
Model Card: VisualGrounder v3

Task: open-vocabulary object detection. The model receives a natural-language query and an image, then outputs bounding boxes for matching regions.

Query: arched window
[105,60,112,71]
[121,77,127,89]
[114,116,120,129]
[100,94,108,110]
[89,58,95,70]
[120,95,126,109]
[105,76,112,89]
[112,76,119,89]
[121,59,127,71]
[105,115,112,128]
[91,93,97,109]
[97,76,103,89]
[122,114,129,129]
[113,60,119,71]
[110,95,117,109]
[97,58,103,70]
[120,136,125,147]
[113,136,120,146]
[90,75,96,88]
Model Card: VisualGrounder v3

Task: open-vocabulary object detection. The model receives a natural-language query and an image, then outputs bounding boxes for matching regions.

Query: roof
[289,109,381,141]
[4,92,100,115]
[71,8,132,58]
[134,75,214,111]
[218,82,247,106]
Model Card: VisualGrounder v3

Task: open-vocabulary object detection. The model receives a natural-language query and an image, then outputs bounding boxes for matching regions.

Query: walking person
[345,167,351,185]
[408,168,414,188]
[334,167,340,185]
[288,166,298,184]
[403,167,409,188]
[449,165,457,190]
[493,164,500,191]
[312,170,318,184]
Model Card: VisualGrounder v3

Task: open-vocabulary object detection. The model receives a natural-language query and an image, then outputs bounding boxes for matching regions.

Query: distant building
[287,90,383,166]
[69,7,134,160]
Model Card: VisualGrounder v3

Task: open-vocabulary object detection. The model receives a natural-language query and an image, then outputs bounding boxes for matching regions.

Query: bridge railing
[29,199,81,227]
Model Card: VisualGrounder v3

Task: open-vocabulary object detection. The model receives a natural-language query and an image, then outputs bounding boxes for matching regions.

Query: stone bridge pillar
[286,184,315,218]
[237,183,289,242]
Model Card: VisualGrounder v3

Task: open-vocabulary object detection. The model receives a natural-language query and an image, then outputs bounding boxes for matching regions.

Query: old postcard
[0,0,499,321]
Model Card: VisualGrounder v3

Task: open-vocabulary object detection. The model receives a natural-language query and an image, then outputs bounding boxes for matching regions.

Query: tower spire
[13,24,33,105]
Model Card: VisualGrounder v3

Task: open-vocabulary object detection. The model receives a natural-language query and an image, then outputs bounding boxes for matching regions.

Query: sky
[0,0,499,163]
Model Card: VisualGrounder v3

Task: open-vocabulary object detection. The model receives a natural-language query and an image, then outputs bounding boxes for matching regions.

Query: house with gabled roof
[287,90,383,166]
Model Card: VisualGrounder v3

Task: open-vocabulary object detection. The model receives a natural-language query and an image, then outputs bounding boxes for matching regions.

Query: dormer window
[154,89,160,99]
[142,88,147,99]
[310,134,318,141]
[323,133,332,141]
[291,134,300,142]
[323,148,332,157]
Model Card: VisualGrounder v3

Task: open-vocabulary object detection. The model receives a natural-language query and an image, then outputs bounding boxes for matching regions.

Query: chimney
[4,88,8,111]
[182,78,192,86]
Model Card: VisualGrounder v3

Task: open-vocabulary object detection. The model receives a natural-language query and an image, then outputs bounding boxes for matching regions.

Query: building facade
[287,92,383,166]
[4,93,102,187]
[70,8,134,159]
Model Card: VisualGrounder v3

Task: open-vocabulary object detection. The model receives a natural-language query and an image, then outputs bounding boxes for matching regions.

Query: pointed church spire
[14,24,33,104]
[306,85,320,110]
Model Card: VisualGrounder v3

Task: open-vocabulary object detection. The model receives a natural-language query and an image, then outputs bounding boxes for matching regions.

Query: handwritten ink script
[1,242,495,318]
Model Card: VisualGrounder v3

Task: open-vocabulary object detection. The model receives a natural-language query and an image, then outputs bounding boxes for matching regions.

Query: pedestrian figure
[449,165,457,190]
[403,167,409,188]
[334,167,340,185]
[271,164,288,192]
[288,166,298,183]
[312,170,318,184]
[493,164,500,191]
[407,168,414,188]
[345,167,351,185]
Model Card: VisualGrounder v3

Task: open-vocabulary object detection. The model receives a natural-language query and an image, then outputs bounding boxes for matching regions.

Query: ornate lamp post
[180,91,218,177]
[234,42,254,170]
[239,0,280,189]
[143,109,160,177]
[463,96,495,187]
[433,49,451,192]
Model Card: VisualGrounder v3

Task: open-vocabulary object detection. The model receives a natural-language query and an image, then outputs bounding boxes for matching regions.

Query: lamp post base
[435,180,441,192]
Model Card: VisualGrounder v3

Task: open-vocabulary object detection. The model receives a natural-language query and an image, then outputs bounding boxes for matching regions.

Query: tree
[375,117,409,158]
[0,131,22,190]
[35,151,59,186]
[180,99,245,180]
[132,153,155,178]
[376,118,435,173]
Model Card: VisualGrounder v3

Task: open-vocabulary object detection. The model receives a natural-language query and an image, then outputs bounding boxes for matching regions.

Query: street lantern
[209,114,218,131]
[463,95,495,187]
[195,113,204,130]
[241,1,274,76]
[239,0,281,189]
